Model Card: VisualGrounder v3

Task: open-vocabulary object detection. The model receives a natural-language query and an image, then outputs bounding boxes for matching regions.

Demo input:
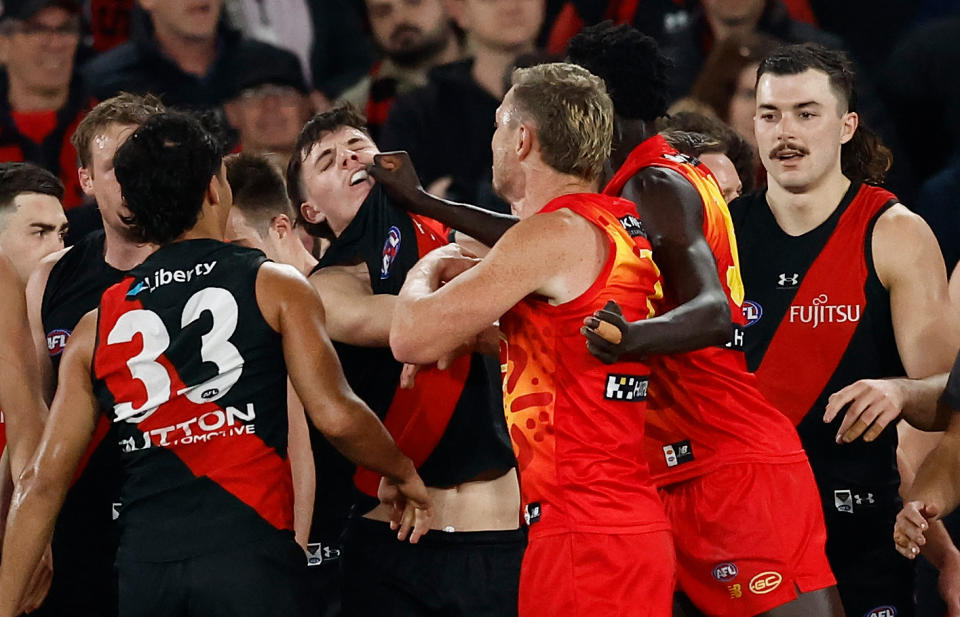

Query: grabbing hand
[378,472,433,544]
[369,152,424,209]
[427,244,480,285]
[825,379,905,443]
[894,500,940,559]
[18,544,53,614]
[581,300,630,364]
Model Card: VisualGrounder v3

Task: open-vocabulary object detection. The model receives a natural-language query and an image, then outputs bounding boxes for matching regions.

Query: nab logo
[865,606,896,617]
[380,226,402,279]
[604,374,648,401]
[749,571,782,595]
[46,328,71,356]
[712,562,738,582]
[742,301,762,327]
[777,273,799,288]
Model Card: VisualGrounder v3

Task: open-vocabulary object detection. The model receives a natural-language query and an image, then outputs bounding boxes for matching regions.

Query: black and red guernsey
[312,185,514,521]
[92,239,294,561]
[732,182,903,502]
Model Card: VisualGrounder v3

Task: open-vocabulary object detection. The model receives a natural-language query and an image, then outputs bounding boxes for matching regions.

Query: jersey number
[108,288,242,423]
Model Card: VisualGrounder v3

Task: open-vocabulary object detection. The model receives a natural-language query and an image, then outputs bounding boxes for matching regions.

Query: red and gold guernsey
[499,192,669,536]
[604,135,805,486]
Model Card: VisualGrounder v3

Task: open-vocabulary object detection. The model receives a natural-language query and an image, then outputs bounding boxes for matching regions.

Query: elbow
[704,295,734,346]
[388,300,446,364]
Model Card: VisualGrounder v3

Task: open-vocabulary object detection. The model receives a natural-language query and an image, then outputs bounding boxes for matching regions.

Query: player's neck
[765,169,852,237]
[102,225,156,271]
[282,238,318,277]
[518,166,598,217]
[611,119,656,171]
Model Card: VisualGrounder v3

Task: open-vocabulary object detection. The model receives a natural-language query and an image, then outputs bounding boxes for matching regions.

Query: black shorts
[306,539,344,617]
[825,506,915,617]
[340,517,525,617]
[117,535,311,617]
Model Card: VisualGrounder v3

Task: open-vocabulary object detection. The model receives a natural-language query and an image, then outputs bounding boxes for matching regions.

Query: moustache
[769,142,810,159]
[389,24,424,45]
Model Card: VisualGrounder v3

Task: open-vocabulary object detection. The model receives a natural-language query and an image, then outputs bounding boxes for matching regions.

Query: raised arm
[369,152,518,247]
[583,168,731,362]
[255,262,431,541]
[0,311,100,617]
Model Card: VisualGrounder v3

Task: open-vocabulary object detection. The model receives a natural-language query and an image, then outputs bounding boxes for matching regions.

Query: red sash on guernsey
[756,185,897,425]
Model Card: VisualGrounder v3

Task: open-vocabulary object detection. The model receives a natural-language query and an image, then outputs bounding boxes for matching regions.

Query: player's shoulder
[873,202,934,246]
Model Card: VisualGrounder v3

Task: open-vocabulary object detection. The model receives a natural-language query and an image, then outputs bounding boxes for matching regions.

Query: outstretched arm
[583,168,731,362]
[0,311,99,617]
[369,152,518,247]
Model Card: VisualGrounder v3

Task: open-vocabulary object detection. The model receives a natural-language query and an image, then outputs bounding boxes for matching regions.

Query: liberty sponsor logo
[865,606,896,617]
[118,403,257,452]
[777,273,799,288]
[749,571,782,595]
[713,562,739,582]
[663,439,694,468]
[742,301,762,327]
[46,328,71,356]
[604,374,648,401]
[617,214,647,239]
[380,226,401,279]
[788,294,861,329]
[127,261,217,296]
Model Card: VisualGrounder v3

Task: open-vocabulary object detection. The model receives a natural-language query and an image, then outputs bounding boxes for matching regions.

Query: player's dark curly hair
[566,21,671,122]
[114,112,224,245]
[758,43,892,185]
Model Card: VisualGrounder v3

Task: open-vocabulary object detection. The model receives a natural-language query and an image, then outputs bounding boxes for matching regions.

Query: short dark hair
[226,153,295,234]
[0,162,64,214]
[114,112,224,245]
[658,111,756,193]
[286,104,370,240]
[758,43,891,185]
[71,92,165,169]
[566,21,671,122]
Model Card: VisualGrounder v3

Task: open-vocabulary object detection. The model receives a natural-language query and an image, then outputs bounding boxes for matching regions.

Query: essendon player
[389,62,675,617]
[732,44,960,617]
[286,106,520,617]
[0,112,431,617]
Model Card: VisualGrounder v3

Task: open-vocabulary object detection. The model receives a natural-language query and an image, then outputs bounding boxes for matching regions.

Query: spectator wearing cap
[224,46,313,165]
[338,0,463,141]
[80,0,304,114]
[0,0,90,208]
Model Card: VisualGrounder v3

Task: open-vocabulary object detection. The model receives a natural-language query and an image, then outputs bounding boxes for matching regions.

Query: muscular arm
[584,169,731,360]
[0,311,99,617]
[309,265,396,347]
[391,211,603,364]
[286,379,314,550]
[368,152,518,247]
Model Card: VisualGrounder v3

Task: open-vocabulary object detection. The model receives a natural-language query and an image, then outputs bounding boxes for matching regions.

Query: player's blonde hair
[509,62,613,183]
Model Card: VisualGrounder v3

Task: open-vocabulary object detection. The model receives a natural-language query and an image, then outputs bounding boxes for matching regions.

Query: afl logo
[742,300,762,327]
[380,226,402,280]
[46,328,71,356]
[748,571,782,595]
[865,607,896,617]
[712,562,738,582]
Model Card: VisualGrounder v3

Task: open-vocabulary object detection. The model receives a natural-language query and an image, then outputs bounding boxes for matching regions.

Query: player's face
[0,193,68,281]
[227,85,311,156]
[490,91,523,212]
[754,69,857,193]
[80,123,138,239]
[0,7,79,93]
[699,152,742,204]
[139,0,222,40]
[457,0,543,52]
[366,0,450,59]
[728,62,759,148]
[299,126,378,230]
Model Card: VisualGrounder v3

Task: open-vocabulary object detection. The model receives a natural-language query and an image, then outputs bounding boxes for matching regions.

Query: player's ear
[300,202,325,225]
[272,214,293,239]
[839,111,858,145]
[78,166,94,196]
[517,123,534,160]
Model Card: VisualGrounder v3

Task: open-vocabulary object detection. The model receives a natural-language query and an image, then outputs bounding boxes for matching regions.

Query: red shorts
[518,529,675,617]
[660,459,835,617]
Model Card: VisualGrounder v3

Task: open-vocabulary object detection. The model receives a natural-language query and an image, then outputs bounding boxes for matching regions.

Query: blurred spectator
[82,0,134,54]
[226,0,374,109]
[658,110,756,196]
[687,32,780,150]
[81,0,304,114]
[915,151,960,275]
[224,45,313,164]
[339,0,463,140]
[0,0,90,208]
[380,0,544,213]
[658,0,842,101]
